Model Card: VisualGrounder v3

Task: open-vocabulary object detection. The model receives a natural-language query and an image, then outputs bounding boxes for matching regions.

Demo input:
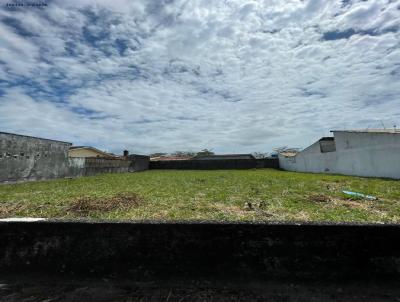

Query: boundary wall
[150,158,279,170]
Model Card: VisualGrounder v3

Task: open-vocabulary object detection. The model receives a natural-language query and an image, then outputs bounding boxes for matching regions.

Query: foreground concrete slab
[1,274,399,302]
[0,221,399,301]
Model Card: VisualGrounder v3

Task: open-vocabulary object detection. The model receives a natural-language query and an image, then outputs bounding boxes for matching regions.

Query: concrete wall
[69,157,150,176]
[0,132,150,182]
[333,132,400,179]
[69,158,132,176]
[150,158,279,170]
[128,155,150,171]
[68,157,86,177]
[279,132,400,179]
[0,132,72,182]
[279,140,338,174]
[0,221,399,281]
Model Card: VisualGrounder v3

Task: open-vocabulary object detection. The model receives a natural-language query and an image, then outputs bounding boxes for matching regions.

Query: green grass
[0,169,400,222]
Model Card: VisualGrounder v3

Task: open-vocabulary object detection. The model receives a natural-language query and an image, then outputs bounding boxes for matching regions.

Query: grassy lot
[0,169,399,222]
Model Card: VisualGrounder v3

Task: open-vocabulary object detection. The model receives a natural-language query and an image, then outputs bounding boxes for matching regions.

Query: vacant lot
[0,169,399,222]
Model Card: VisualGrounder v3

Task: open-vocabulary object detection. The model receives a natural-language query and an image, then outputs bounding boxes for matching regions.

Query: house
[279,129,400,179]
[192,154,255,160]
[69,146,118,159]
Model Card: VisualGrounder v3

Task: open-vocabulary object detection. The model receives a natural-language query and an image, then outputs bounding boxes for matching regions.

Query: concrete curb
[0,221,399,281]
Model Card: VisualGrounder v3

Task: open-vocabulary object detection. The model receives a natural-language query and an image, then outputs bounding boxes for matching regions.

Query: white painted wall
[279,131,400,179]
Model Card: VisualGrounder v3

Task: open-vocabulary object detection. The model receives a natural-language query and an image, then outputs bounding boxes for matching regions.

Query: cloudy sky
[0,0,399,154]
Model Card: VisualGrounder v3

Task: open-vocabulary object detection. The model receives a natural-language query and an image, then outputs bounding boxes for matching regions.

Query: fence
[149,158,279,170]
[77,158,131,176]
[69,156,149,177]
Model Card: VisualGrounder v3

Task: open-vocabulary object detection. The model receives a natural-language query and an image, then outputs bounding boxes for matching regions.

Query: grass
[0,169,400,223]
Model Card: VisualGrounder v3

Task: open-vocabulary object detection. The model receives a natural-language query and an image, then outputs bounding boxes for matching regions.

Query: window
[319,138,336,153]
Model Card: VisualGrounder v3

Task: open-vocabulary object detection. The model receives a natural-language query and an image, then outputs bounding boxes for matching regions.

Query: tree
[195,149,215,157]
[252,152,268,159]
[149,152,167,158]
[170,151,196,157]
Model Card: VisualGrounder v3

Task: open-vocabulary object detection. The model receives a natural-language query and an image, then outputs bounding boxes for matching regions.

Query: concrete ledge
[0,221,399,281]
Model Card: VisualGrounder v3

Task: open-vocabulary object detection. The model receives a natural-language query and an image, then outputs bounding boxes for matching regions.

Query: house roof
[279,151,298,157]
[331,129,400,134]
[69,146,117,157]
[0,131,72,145]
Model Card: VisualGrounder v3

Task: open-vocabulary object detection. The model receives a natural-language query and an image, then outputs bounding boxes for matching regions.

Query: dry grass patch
[309,193,331,203]
[324,197,389,219]
[212,201,274,220]
[67,193,143,215]
[318,181,343,192]
[330,197,376,211]
[0,201,29,218]
[213,203,248,218]
[293,210,312,221]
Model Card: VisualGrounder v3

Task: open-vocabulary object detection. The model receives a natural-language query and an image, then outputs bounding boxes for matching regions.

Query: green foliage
[195,149,215,157]
[0,169,399,222]
[149,152,167,158]
[170,151,196,157]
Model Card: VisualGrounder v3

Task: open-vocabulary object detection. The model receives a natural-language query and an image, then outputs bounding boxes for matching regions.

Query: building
[192,154,255,160]
[69,146,118,159]
[0,132,72,182]
[279,129,400,179]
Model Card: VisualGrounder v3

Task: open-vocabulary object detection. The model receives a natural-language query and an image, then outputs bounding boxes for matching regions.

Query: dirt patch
[309,194,331,203]
[68,193,143,215]
[341,200,368,209]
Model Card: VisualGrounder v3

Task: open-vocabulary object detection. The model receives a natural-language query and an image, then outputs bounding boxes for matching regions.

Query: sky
[0,0,399,154]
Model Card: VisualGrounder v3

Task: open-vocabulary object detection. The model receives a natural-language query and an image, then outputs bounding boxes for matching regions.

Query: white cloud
[0,0,399,153]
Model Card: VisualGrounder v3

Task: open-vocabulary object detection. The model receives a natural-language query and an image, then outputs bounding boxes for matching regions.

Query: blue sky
[0,0,399,154]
